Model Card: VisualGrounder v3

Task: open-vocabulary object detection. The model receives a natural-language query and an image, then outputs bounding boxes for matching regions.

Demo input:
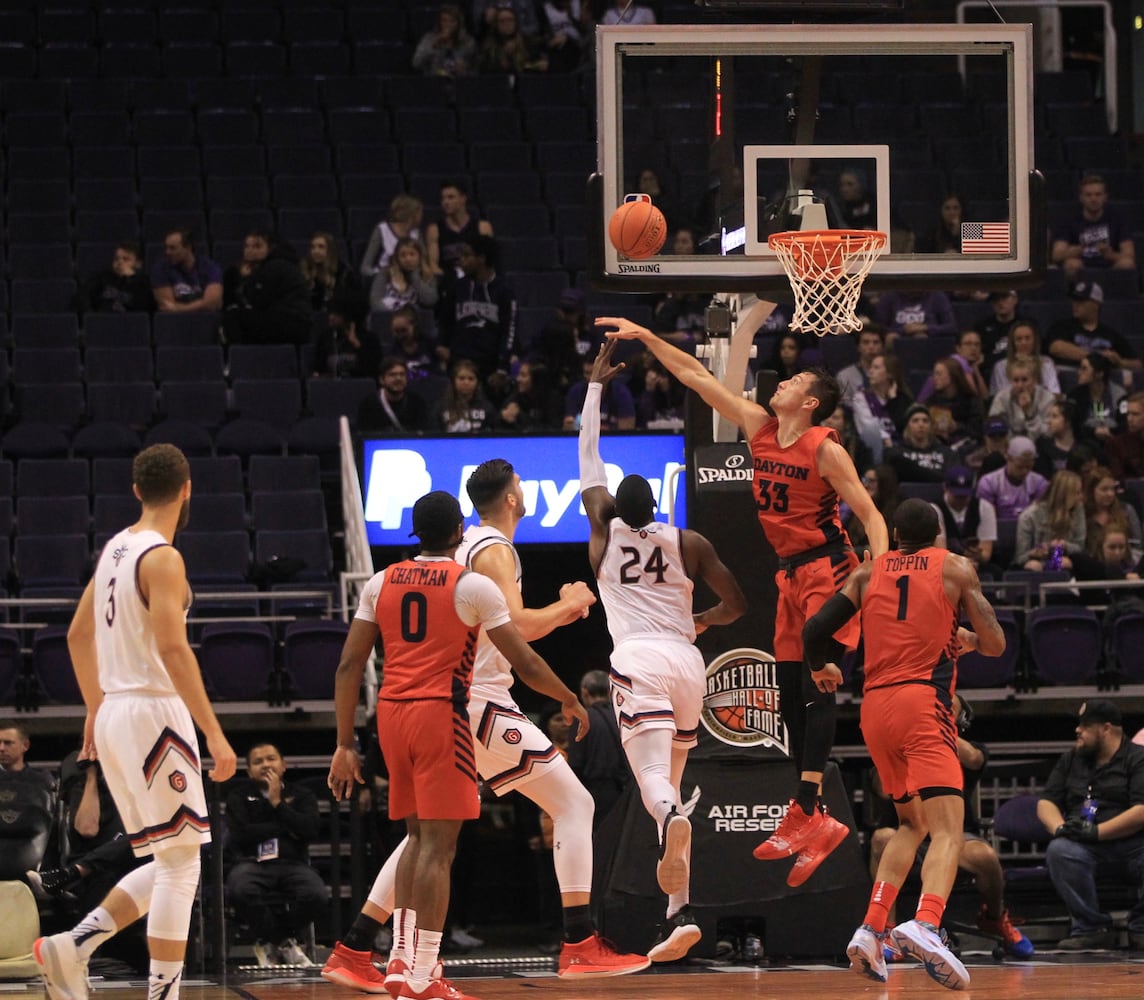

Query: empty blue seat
[92,458,134,498]
[188,493,247,533]
[282,619,349,700]
[177,531,251,585]
[1026,605,1102,686]
[14,535,90,588]
[255,529,332,581]
[32,627,82,704]
[16,497,89,538]
[198,622,274,700]
[252,490,325,532]
[231,380,303,430]
[214,419,286,462]
[0,423,71,461]
[15,383,86,431]
[83,313,151,349]
[144,419,214,458]
[86,382,157,431]
[188,455,244,494]
[248,454,321,493]
[16,458,89,498]
[72,422,142,460]
[84,346,153,384]
[152,312,220,347]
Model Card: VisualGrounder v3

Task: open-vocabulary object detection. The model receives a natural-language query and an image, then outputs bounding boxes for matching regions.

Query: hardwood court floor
[71,954,1144,1000]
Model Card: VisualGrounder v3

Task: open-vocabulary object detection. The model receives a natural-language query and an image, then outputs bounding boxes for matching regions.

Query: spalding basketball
[608,200,667,259]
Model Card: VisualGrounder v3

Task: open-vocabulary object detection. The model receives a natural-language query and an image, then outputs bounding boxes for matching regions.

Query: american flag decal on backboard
[961,222,1011,254]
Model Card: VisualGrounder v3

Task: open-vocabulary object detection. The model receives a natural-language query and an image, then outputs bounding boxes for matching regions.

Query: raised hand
[596,316,652,342]
[588,338,626,386]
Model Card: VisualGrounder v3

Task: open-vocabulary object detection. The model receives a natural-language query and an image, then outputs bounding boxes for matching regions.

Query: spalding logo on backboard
[700,647,789,755]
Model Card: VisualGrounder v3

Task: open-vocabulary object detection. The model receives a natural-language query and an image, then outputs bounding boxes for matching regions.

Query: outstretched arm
[596,316,772,439]
[579,342,621,560]
[819,438,889,557]
[682,530,747,632]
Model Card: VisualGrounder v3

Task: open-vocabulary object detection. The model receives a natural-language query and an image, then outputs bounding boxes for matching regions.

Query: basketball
[712,705,748,733]
[608,200,667,259]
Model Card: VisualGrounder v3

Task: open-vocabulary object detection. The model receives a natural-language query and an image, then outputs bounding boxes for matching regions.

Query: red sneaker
[785,808,848,887]
[397,979,479,1000]
[975,905,1034,958]
[383,957,410,999]
[321,942,389,994]
[558,934,650,978]
[752,800,820,860]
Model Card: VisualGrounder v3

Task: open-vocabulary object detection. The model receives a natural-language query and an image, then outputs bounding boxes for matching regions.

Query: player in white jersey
[579,340,748,963]
[34,444,237,1000]
[322,461,649,992]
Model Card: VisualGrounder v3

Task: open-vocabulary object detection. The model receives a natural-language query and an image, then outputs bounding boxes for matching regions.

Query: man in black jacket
[567,670,632,831]
[225,743,329,966]
[222,233,313,346]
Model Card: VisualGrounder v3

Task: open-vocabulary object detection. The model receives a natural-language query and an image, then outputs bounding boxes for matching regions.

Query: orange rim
[767,229,888,251]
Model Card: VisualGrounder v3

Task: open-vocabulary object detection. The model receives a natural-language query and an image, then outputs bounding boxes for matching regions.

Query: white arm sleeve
[354,569,387,623]
[578,382,608,490]
[454,571,513,630]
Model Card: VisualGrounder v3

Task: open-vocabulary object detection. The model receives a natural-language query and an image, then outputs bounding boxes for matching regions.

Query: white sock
[408,929,442,992]
[667,885,690,920]
[148,959,183,1000]
[71,906,117,960]
[393,907,415,964]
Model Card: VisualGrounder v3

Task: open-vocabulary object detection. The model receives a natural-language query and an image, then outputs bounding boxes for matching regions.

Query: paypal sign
[362,435,686,545]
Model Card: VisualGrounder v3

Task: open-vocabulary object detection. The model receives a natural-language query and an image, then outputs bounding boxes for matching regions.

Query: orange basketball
[713,705,747,733]
[608,200,667,259]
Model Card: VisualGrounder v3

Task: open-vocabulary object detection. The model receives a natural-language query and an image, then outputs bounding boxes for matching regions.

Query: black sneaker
[26,866,80,900]
[647,905,702,963]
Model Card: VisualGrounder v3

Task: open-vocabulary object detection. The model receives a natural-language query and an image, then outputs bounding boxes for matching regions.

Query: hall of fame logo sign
[699,647,790,755]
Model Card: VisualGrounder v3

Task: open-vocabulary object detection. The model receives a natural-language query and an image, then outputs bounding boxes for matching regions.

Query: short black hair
[440,177,470,197]
[614,474,656,528]
[893,497,940,546]
[803,366,840,424]
[466,459,516,514]
[410,491,463,551]
[133,444,190,506]
[464,234,499,269]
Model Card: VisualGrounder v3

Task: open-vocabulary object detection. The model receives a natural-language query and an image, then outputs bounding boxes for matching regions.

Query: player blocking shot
[600,315,888,886]
[579,341,747,962]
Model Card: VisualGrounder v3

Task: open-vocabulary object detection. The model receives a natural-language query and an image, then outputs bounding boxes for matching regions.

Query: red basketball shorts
[377,698,480,821]
[773,548,860,662]
[860,683,962,801]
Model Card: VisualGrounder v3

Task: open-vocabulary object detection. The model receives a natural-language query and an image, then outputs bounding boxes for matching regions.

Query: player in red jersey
[802,498,1004,991]
[326,491,585,1000]
[600,314,888,885]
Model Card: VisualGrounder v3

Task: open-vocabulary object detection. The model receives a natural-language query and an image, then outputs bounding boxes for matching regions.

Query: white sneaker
[447,927,484,949]
[33,933,89,1000]
[251,940,275,967]
[846,925,887,983]
[656,811,692,895]
[890,920,970,991]
[277,938,314,967]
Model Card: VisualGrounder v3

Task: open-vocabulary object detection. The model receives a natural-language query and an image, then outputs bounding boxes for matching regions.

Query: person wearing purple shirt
[874,290,956,340]
[1050,173,1137,277]
[152,228,223,313]
[975,435,1049,520]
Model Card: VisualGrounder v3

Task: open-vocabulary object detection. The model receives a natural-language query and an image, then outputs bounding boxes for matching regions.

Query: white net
[768,230,888,337]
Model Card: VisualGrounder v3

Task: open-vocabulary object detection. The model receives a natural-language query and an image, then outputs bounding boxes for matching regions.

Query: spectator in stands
[301,232,359,312]
[835,166,877,231]
[652,228,708,350]
[1050,173,1137,278]
[875,287,956,341]
[989,319,1061,395]
[223,229,271,308]
[498,360,562,431]
[988,358,1057,440]
[221,232,313,346]
[426,179,495,285]
[600,0,656,24]
[974,289,1027,378]
[1048,280,1141,372]
[529,288,600,393]
[413,4,478,78]
[434,358,497,432]
[357,355,432,435]
[932,464,998,572]
[437,234,516,391]
[311,295,380,379]
[979,416,1012,475]
[835,327,886,405]
[566,669,631,832]
[913,328,990,403]
[360,195,424,281]
[1035,400,1079,479]
[884,403,958,484]
[225,742,329,967]
[152,228,223,313]
[1105,392,1144,481]
[765,333,806,381]
[1085,465,1143,566]
[820,404,874,477]
[1087,528,1140,582]
[920,356,985,454]
[844,462,898,559]
[1037,699,1144,952]
[917,192,966,255]
[976,434,1048,520]
[27,752,142,915]
[369,236,439,314]
[389,305,439,380]
[866,696,1034,959]
[542,0,586,73]
[475,0,542,38]
[634,358,685,430]
[479,4,548,74]
[1067,442,1101,481]
[562,355,635,431]
[82,241,154,314]
[851,352,912,464]
[1014,469,1087,570]
[0,722,56,882]
[1068,350,1128,447]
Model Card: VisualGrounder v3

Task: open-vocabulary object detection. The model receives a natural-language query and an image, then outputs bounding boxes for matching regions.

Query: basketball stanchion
[767,229,887,336]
